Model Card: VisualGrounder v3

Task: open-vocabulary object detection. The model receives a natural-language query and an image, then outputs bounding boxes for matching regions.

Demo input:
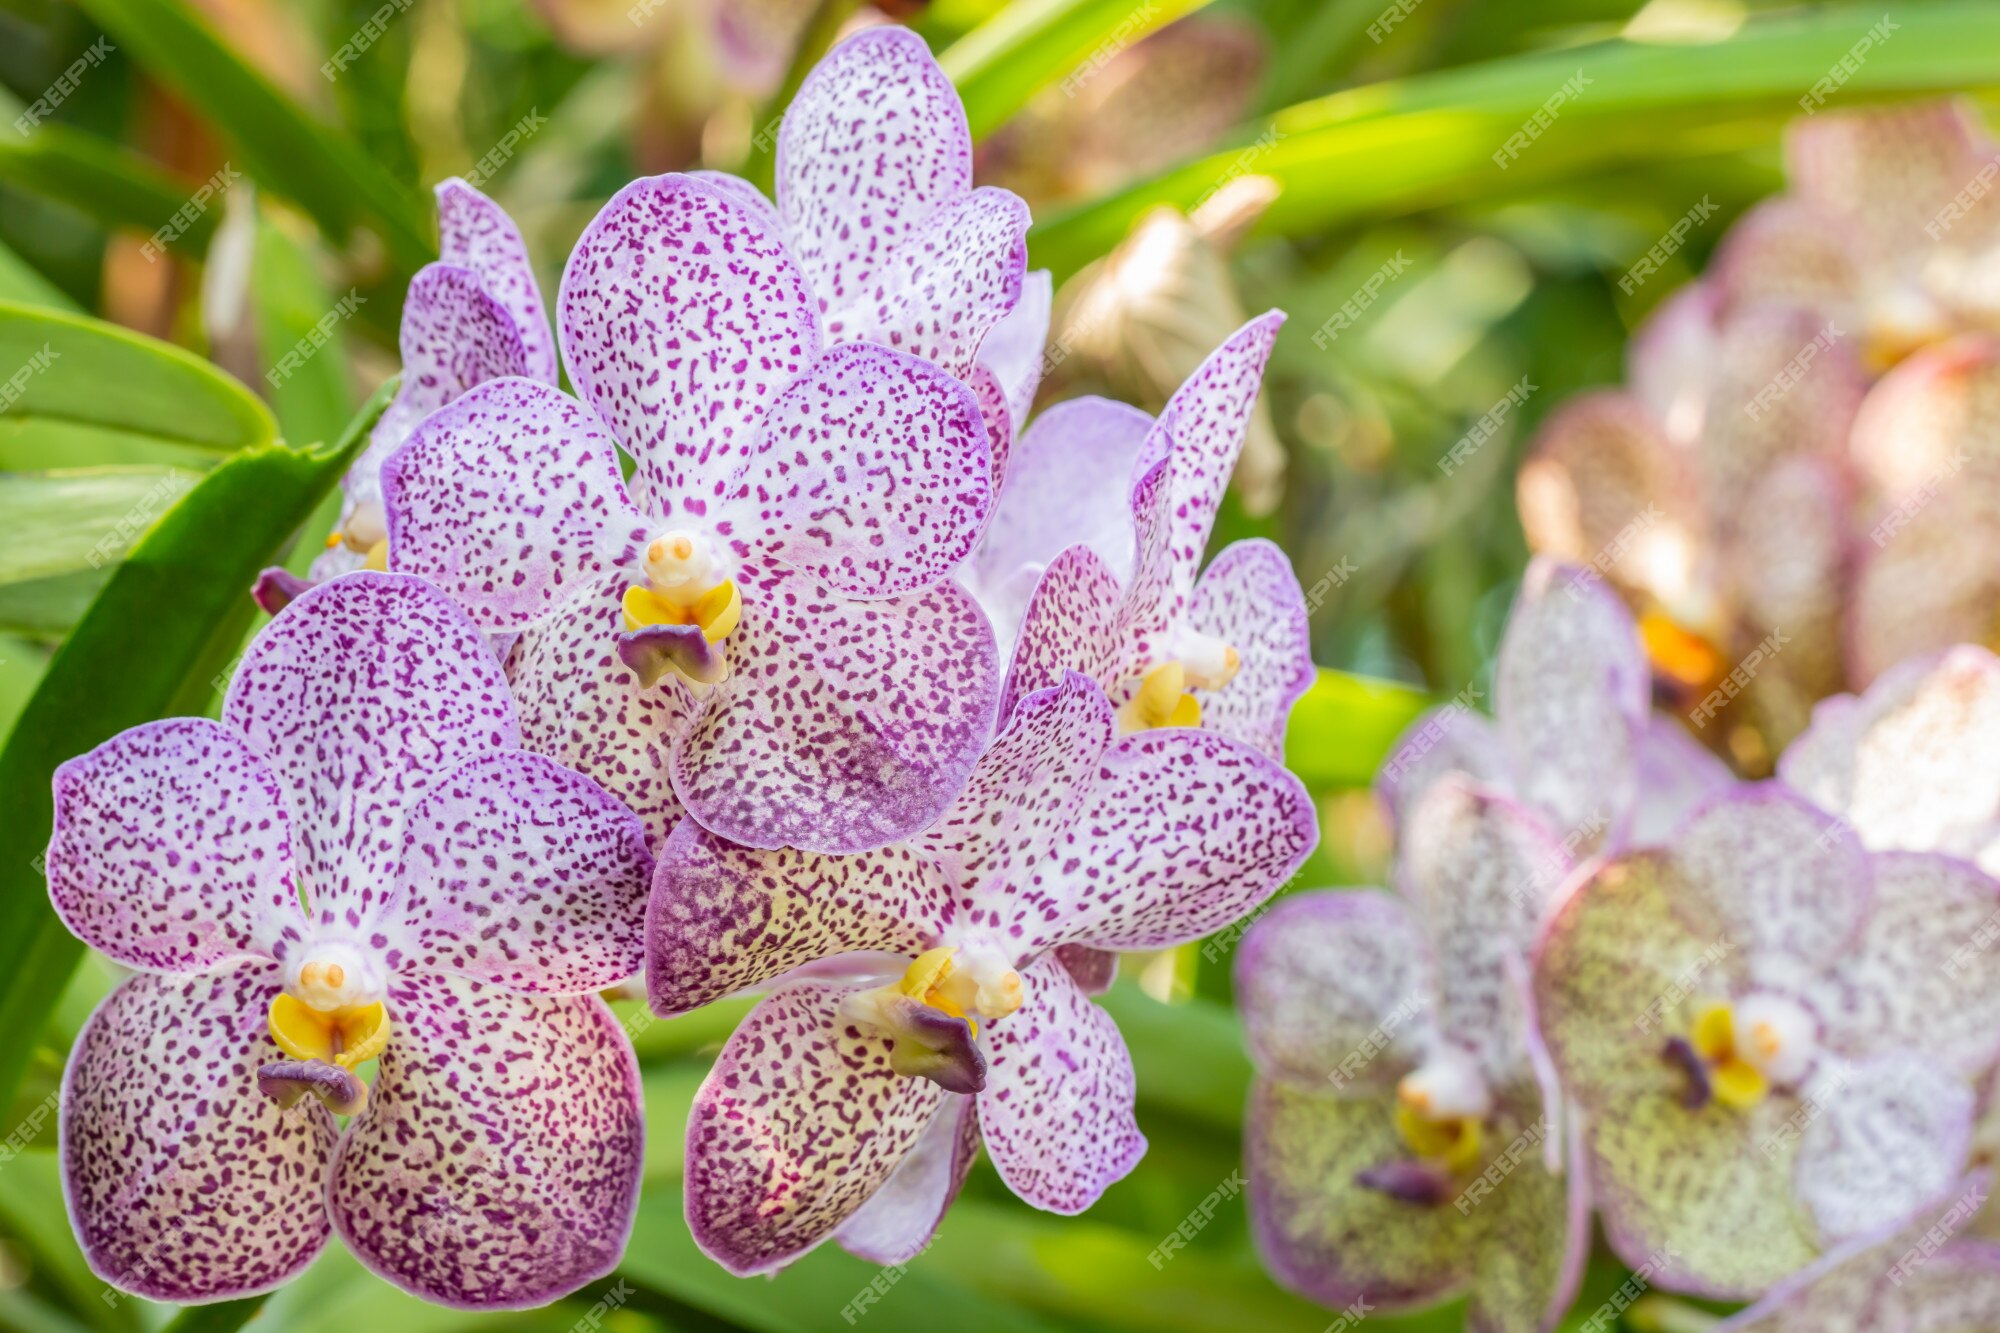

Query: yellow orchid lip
[267,993,389,1071]
[1118,661,1204,732]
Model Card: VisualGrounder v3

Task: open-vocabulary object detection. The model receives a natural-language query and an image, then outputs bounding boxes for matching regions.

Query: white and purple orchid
[1532,784,2000,1299]
[46,573,650,1308]
[647,671,1315,1274]
[1236,775,1591,1333]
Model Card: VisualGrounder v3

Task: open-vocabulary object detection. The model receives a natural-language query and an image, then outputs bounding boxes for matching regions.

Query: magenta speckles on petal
[437,177,558,385]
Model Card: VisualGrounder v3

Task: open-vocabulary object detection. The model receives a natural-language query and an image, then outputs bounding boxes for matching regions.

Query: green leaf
[0,235,79,311]
[161,1298,267,1333]
[70,0,433,273]
[0,376,387,1114]
[1284,667,1430,791]
[0,302,275,470]
[0,467,203,584]
[250,210,357,450]
[940,0,1214,140]
[1030,0,2000,278]
[0,114,222,261]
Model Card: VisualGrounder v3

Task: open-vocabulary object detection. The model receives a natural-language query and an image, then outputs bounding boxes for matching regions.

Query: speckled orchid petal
[1055,943,1119,996]
[976,724,1315,957]
[1494,559,1650,841]
[1236,891,1438,1095]
[1627,282,1721,444]
[1727,453,1851,716]
[835,1092,980,1265]
[1376,704,1512,834]
[670,552,998,854]
[1782,646,2000,866]
[685,170,782,234]
[48,718,298,972]
[1807,852,2000,1074]
[646,820,953,1015]
[776,27,972,329]
[1627,715,1733,850]
[981,268,1052,441]
[557,174,820,517]
[1791,1053,1975,1247]
[686,979,945,1276]
[1706,197,1867,321]
[223,573,520,926]
[329,972,641,1309]
[1852,336,2000,500]
[383,377,646,630]
[977,954,1144,1213]
[1466,1109,1591,1333]
[967,367,1014,495]
[436,177,557,385]
[1246,1078,1478,1314]
[1186,538,1314,759]
[1397,779,1568,1079]
[1875,1241,2000,1331]
[1848,495,2000,688]
[392,750,652,994]
[62,966,336,1303]
[730,341,991,598]
[999,543,1130,721]
[504,573,693,852]
[1787,99,2000,260]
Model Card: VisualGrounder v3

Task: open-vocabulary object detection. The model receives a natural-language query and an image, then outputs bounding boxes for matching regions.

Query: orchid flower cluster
[1519,99,2000,767]
[44,28,1317,1310]
[1238,560,2000,1332]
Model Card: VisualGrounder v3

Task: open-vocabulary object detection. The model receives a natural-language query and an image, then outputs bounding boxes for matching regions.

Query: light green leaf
[0,113,223,262]
[1285,667,1431,791]
[0,467,204,584]
[0,235,78,312]
[251,210,358,450]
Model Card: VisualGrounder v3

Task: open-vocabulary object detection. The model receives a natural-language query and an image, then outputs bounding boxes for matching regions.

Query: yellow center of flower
[1638,608,1725,695]
[1116,638,1243,734]
[1393,1051,1492,1174]
[890,945,1025,1036]
[267,992,389,1071]
[326,501,390,571]
[620,529,742,685]
[1687,1002,1770,1110]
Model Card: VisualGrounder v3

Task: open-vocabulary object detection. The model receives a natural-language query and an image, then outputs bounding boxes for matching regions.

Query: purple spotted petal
[329,972,642,1309]
[436,177,557,385]
[1054,943,1119,996]
[1466,1110,1592,1333]
[980,268,1052,440]
[1494,558,1650,840]
[557,174,820,517]
[686,169,783,234]
[1000,543,1129,721]
[646,820,953,1015]
[62,967,336,1303]
[1187,538,1314,759]
[391,750,651,994]
[48,718,298,972]
[1376,704,1514,834]
[223,572,520,926]
[685,979,945,1276]
[977,954,1144,1214]
[1236,890,1439,1095]
[1793,1053,1975,1245]
[1706,196,1865,322]
[384,377,645,630]
[505,573,693,852]
[733,341,991,598]
[1872,1240,2000,1331]
[834,1091,979,1265]
[669,552,999,854]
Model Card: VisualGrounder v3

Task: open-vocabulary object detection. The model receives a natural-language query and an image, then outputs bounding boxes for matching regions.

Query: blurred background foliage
[0,0,1996,1329]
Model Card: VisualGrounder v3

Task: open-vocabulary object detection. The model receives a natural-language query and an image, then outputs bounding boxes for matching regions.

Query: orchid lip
[258,1058,368,1116]
[620,527,741,687]
[839,944,1026,1092]
[1355,1159,1455,1208]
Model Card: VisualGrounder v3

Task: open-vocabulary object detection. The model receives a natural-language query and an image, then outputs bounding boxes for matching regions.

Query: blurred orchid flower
[653,672,1316,1274]
[1235,778,1589,1333]
[46,573,650,1308]
[1533,785,2000,1298]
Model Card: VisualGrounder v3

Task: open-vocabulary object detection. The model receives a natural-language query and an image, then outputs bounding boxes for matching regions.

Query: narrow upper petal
[685,979,945,1276]
[977,954,1144,1214]
[49,718,299,972]
[223,572,520,926]
[669,552,999,854]
[1792,1053,1974,1245]
[384,377,646,630]
[999,542,1129,722]
[1187,538,1315,759]
[62,967,336,1303]
[391,750,653,994]
[557,174,820,518]
[1376,704,1513,834]
[834,1091,980,1265]
[436,177,558,385]
[329,972,643,1309]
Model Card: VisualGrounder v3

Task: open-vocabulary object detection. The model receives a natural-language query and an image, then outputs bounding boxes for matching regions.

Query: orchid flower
[650,672,1316,1274]
[1235,777,1589,1333]
[1532,784,2000,1298]
[255,178,555,610]
[46,572,650,1308]
[383,169,1000,856]
[994,313,1313,761]
[1716,1171,2000,1333]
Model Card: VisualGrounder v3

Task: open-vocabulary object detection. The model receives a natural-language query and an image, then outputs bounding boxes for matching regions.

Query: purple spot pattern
[1000,544,1127,716]
[437,177,558,385]
[1185,538,1314,759]
[61,967,337,1303]
[686,979,944,1276]
[977,955,1144,1214]
[384,377,647,630]
[328,973,643,1308]
[49,718,300,972]
[833,1091,980,1265]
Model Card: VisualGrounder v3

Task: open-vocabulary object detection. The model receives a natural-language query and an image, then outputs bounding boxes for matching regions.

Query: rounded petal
[1848,495,2000,689]
[223,572,520,919]
[1875,1239,2000,1330]
[1187,538,1314,759]
[646,821,953,1015]
[732,341,992,598]
[685,169,782,234]
[980,267,1052,441]
[670,554,1000,854]
[392,750,653,994]
[1467,1107,1592,1333]
[1236,890,1437,1094]
[1627,282,1721,443]
[384,377,645,630]
[62,967,335,1303]
[1786,99,1999,261]
[835,1093,979,1265]
[49,718,297,972]
[1726,454,1851,711]
[977,955,1144,1214]
[1850,335,2000,502]
[557,173,820,516]
[329,973,643,1309]
[436,177,557,385]
[685,979,945,1275]
[1707,197,1866,322]
[1794,1053,1975,1246]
